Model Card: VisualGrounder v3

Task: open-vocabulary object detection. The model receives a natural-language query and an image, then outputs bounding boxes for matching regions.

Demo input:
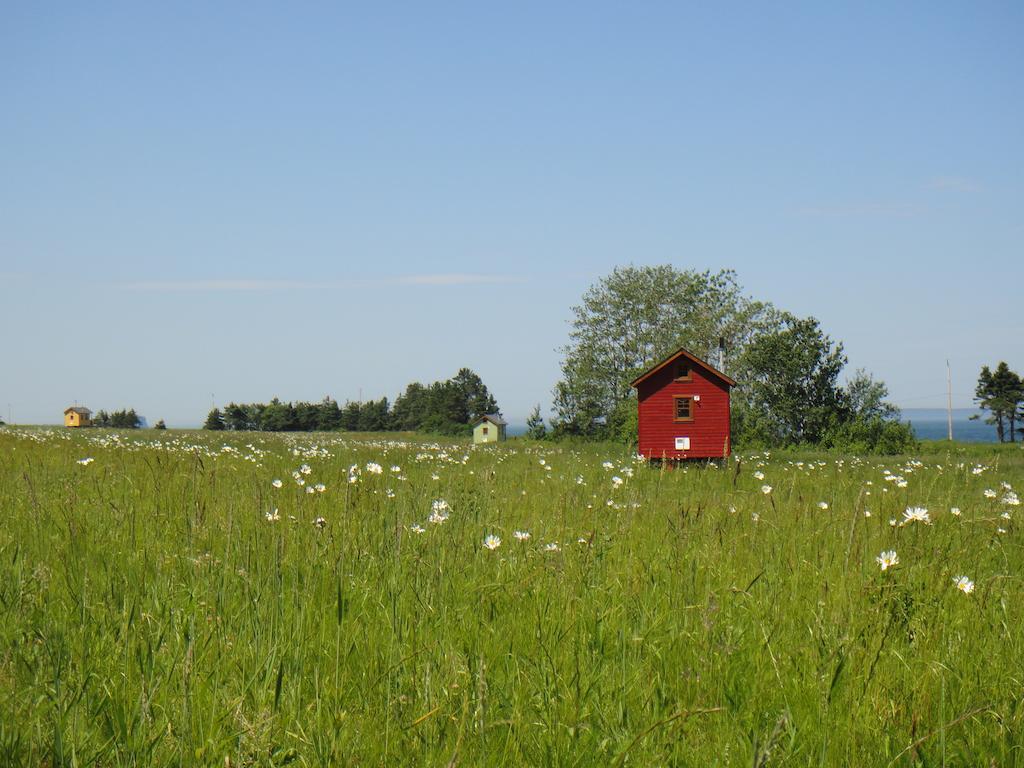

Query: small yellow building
[473,414,507,444]
[64,406,92,428]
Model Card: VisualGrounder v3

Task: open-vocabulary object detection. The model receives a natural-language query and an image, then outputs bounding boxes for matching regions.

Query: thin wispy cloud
[118,274,524,292]
[794,202,926,219]
[120,279,312,292]
[396,273,523,286]
[926,176,982,193]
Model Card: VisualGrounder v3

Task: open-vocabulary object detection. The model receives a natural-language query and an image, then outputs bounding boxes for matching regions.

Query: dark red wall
[636,362,731,459]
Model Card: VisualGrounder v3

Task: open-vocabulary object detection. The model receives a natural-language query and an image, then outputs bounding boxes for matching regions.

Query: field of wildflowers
[1,427,1022,765]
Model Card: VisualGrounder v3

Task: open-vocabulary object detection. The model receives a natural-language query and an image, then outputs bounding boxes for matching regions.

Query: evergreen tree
[1005,367,1023,443]
[392,382,429,431]
[261,398,295,431]
[340,400,362,431]
[526,404,547,439]
[357,398,391,431]
[204,408,226,431]
[295,401,320,431]
[431,380,469,426]
[453,368,499,420]
[317,397,343,430]
[975,362,1023,443]
[154,419,167,430]
[224,403,249,431]
[107,408,141,428]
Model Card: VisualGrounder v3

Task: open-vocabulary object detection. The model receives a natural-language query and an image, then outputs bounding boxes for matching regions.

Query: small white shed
[473,414,507,444]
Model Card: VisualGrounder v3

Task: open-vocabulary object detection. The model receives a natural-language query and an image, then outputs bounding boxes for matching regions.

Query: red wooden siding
[635,362,731,459]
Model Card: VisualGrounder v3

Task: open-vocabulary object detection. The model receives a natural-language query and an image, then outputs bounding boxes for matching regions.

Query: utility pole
[946,360,954,441]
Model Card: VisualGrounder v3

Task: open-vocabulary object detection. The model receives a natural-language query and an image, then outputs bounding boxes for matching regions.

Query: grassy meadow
[1,427,1023,766]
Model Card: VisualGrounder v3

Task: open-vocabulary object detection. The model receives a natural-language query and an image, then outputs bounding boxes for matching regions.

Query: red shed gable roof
[630,347,736,389]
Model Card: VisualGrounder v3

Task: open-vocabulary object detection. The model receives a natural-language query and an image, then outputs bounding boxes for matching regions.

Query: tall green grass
[1,428,1021,765]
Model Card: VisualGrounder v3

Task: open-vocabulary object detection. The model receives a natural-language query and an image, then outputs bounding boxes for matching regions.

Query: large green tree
[553,265,777,435]
[736,316,847,445]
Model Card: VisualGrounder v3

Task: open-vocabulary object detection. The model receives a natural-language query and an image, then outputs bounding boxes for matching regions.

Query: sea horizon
[900,407,1000,443]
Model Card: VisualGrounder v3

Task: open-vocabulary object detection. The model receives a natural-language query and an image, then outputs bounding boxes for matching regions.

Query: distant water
[901,408,999,443]
[511,411,1005,443]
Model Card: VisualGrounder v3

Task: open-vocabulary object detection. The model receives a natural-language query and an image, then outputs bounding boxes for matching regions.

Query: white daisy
[901,506,931,526]
[876,550,899,571]
[952,575,974,594]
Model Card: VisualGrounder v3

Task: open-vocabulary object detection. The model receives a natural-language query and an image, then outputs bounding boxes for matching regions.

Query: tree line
[975,362,1024,442]
[93,409,143,429]
[204,368,499,436]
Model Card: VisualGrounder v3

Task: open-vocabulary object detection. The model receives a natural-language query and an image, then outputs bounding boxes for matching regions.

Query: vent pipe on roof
[718,337,726,373]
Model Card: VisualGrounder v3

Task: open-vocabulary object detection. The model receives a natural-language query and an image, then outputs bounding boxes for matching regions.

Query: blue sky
[2,2,1021,426]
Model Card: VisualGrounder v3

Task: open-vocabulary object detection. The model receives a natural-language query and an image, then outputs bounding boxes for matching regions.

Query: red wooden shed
[630,347,736,460]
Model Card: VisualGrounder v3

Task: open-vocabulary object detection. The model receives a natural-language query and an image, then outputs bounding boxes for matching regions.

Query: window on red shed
[674,359,692,381]
[674,396,693,421]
